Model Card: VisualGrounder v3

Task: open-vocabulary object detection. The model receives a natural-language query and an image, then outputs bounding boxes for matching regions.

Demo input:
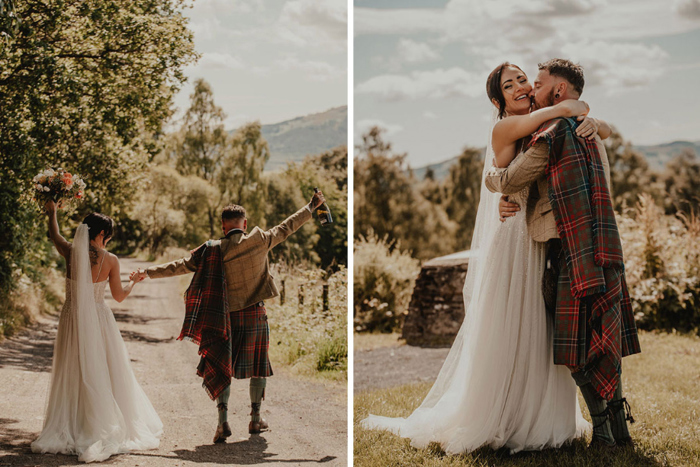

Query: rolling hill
[233,106,347,172]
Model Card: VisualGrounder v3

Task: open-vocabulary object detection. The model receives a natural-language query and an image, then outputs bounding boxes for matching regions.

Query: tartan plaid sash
[531,118,641,400]
[179,240,231,400]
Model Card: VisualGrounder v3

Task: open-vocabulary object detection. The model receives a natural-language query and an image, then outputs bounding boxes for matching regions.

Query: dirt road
[354,345,449,393]
[0,258,346,466]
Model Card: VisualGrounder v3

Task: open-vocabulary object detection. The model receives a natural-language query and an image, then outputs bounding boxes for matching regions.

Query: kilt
[230,302,273,379]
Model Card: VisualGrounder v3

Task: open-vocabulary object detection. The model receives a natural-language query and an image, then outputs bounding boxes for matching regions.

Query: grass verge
[0,267,64,340]
[354,331,700,467]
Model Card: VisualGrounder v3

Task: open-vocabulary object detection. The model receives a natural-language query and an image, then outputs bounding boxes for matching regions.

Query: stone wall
[401,251,471,347]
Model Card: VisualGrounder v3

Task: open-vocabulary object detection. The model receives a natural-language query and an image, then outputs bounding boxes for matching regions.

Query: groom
[485,59,641,449]
[131,190,325,443]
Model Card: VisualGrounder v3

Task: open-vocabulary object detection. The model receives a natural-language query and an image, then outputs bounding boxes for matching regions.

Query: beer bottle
[314,187,333,226]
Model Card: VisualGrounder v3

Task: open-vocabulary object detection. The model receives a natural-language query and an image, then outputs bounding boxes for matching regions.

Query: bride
[361,62,610,454]
[31,201,163,463]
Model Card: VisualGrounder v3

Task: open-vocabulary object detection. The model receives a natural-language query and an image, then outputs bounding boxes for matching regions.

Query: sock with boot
[250,377,266,422]
[608,376,634,442]
[217,385,231,426]
[576,379,615,446]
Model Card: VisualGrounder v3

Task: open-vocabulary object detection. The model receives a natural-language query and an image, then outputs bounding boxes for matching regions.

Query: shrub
[619,194,700,334]
[354,233,421,333]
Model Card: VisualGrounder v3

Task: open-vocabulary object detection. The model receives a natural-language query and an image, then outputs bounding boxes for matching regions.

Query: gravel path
[0,258,346,466]
[354,345,450,393]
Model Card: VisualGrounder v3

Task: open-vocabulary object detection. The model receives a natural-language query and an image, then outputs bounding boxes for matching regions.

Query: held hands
[310,190,326,210]
[129,269,147,283]
[575,116,599,140]
[499,195,520,222]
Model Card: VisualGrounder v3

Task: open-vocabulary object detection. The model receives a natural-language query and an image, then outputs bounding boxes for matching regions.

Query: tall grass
[266,263,347,381]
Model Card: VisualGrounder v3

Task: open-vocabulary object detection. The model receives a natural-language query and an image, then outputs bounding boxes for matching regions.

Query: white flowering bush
[619,194,700,334]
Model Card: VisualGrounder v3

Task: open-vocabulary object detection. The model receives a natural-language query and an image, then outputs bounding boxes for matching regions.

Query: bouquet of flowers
[32,167,86,208]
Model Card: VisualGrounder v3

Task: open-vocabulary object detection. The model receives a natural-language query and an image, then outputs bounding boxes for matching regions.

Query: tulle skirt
[31,286,163,463]
[361,209,590,454]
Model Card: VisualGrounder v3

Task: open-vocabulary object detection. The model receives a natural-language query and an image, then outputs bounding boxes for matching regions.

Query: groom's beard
[533,88,557,110]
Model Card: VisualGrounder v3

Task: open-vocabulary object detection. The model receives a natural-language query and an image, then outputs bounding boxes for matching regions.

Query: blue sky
[172,0,347,129]
[354,0,700,167]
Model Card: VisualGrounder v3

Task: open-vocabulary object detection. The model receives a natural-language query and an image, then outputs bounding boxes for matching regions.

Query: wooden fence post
[280,279,286,305]
[322,283,329,311]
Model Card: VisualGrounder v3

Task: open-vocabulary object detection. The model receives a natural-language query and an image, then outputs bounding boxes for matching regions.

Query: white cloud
[354,8,444,36]
[275,57,343,82]
[356,67,483,101]
[397,39,441,64]
[561,41,669,92]
[196,52,245,70]
[675,0,700,17]
[423,111,438,119]
[277,0,347,50]
[356,119,404,138]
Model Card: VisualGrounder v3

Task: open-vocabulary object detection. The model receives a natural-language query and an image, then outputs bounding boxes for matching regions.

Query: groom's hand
[309,190,326,210]
[129,269,147,282]
[499,195,520,222]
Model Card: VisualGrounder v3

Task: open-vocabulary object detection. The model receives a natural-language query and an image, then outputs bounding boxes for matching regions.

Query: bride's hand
[558,99,589,118]
[575,116,600,140]
[44,200,57,214]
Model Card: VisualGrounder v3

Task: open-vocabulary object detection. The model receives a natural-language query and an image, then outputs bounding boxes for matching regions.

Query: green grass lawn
[354,331,700,467]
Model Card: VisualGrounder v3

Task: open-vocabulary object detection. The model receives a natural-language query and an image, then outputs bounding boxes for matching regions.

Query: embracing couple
[31,191,325,462]
[362,59,641,453]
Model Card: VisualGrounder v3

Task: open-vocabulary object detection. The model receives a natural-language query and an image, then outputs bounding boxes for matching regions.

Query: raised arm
[45,200,71,258]
[107,254,136,303]
[262,190,325,250]
[492,99,589,168]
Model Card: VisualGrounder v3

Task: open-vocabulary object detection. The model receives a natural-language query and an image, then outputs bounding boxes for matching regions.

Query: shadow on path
[0,322,55,373]
[135,435,337,465]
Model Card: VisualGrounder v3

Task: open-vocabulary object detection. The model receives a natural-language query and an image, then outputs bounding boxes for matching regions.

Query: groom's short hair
[222,204,246,221]
[538,59,584,95]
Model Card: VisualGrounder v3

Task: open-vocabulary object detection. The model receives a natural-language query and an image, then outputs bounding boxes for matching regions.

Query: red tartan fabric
[179,241,231,400]
[229,302,273,379]
[531,117,641,400]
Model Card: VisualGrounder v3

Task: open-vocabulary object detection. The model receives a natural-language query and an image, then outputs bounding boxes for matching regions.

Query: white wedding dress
[31,224,163,463]
[361,123,590,454]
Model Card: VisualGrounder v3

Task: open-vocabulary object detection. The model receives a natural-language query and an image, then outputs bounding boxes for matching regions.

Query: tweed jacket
[485,133,611,243]
[147,205,313,311]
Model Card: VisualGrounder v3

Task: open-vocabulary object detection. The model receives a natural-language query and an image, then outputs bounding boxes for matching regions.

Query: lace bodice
[62,279,108,316]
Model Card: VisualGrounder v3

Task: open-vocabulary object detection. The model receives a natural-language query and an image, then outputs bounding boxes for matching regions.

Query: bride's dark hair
[82,213,115,241]
[486,62,524,120]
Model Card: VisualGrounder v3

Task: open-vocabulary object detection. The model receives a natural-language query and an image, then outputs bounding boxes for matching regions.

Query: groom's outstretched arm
[145,255,197,279]
[484,142,549,195]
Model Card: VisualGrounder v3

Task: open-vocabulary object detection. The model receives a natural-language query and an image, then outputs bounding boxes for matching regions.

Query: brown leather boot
[213,422,232,443]
[248,414,269,434]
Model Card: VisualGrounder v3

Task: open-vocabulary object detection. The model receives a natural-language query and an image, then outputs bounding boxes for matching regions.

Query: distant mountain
[411,140,700,180]
[232,106,347,172]
[633,140,700,170]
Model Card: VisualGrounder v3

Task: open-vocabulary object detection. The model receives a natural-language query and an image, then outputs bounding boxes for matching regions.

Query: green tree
[443,147,484,250]
[355,127,457,260]
[604,128,655,210]
[663,149,700,215]
[0,0,196,293]
[172,79,270,235]
[131,165,216,256]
